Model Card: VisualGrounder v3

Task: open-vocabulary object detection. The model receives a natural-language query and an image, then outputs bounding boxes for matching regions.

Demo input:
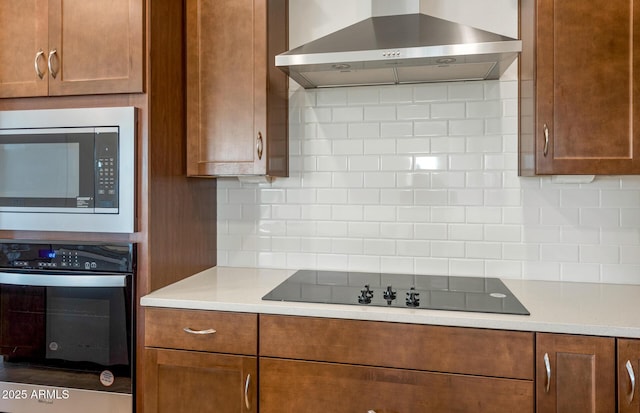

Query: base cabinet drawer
[259,358,534,413]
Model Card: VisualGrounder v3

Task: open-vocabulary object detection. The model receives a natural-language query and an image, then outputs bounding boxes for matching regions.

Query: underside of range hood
[276,13,522,88]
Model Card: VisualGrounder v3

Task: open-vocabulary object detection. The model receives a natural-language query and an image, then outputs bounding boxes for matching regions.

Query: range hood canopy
[276,13,522,88]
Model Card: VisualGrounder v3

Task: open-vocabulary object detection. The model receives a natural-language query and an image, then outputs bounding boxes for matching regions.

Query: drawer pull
[627,360,636,402]
[543,124,550,156]
[257,132,264,160]
[183,327,216,335]
[544,352,551,393]
[48,49,58,79]
[34,50,45,79]
[244,373,251,410]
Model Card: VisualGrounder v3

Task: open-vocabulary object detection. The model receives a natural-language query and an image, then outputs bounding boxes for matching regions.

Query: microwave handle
[0,272,127,288]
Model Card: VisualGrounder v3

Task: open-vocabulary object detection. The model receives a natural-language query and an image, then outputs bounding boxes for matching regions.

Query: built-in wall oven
[0,107,136,233]
[0,241,135,413]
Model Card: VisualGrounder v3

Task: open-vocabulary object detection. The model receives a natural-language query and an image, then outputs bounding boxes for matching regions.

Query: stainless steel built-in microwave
[0,107,136,233]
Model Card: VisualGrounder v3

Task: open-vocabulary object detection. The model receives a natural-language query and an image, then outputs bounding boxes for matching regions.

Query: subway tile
[430,102,465,119]
[364,206,397,222]
[364,106,397,121]
[414,84,448,102]
[397,172,432,188]
[448,82,484,100]
[317,89,347,106]
[348,189,380,205]
[397,240,431,257]
[414,120,448,136]
[364,239,396,255]
[349,122,380,138]
[348,155,381,171]
[317,254,349,271]
[465,242,502,259]
[560,263,601,283]
[348,87,380,105]
[380,257,415,274]
[449,119,484,136]
[380,86,413,103]
[364,139,396,155]
[540,244,580,262]
[363,172,396,188]
[332,139,364,155]
[349,222,381,238]
[381,122,413,138]
[332,107,364,122]
[396,137,430,154]
[397,104,429,120]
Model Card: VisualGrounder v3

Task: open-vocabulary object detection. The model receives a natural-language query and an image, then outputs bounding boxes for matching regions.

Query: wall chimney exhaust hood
[276,13,522,88]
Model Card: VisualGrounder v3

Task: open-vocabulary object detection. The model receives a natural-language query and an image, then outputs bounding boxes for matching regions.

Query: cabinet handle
[544,353,551,393]
[543,124,550,157]
[48,49,58,79]
[34,50,45,79]
[244,373,251,410]
[626,360,636,402]
[256,132,264,160]
[182,327,216,335]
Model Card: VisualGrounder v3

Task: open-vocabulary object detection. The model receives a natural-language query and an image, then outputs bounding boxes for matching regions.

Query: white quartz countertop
[140,266,640,338]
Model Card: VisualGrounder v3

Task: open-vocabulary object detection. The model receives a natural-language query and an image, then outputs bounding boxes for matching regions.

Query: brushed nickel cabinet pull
[34,50,45,79]
[257,132,264,160]
[544,352,551,393]
[244,373,251,410]
[182,327,216,335]
[626,360,636,402]
[48,49,58,79]
[543,124,550,157]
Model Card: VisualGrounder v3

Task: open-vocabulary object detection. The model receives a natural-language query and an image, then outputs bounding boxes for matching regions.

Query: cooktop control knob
[358,284,374,304]
[406,287,420,307]
[383,285,397,305]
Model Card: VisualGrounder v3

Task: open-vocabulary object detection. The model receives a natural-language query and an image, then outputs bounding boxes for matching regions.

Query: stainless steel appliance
[0,107,136,233]
[276,14,522,88]
[0,241,135,413]
[263,270,529,315]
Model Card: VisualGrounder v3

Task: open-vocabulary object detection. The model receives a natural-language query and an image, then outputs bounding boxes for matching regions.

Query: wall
[216,1,640,285]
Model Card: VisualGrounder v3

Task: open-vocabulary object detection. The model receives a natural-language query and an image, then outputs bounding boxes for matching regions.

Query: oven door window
[0,281,132,394]
[0,129,96,210]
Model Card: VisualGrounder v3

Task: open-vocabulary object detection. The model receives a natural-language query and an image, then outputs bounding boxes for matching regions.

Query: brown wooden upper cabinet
[0,0,143,98]
[186,0,289,177]
[519,0,640,175]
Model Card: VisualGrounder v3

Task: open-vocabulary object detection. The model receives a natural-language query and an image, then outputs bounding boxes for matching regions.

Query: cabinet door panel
[47,0,143,95]
[260,358,533,413]
[186,0,264,175]
[619,339,640,413]
[145,349,257,413]
[534,0,640,174]
[0,0,48,97]
[536,333,615,413]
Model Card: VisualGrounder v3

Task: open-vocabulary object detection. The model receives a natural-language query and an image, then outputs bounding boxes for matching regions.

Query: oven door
[0,271,133,413]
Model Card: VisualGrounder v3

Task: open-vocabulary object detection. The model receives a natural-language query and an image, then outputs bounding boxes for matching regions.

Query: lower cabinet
[536,333,616,413]
[259,315,535,413]
[141,308,640,413]
[260,358,533,413]
[619,339,640,413]
[144,308,258,413]
[145,349,257,413]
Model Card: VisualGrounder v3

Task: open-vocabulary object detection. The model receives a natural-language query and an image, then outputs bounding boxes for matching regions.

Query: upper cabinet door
[0,0,143,98]
[0,0,49,97]
[520,0,640,175]
[186,0,288,177]
[47,0,143,95]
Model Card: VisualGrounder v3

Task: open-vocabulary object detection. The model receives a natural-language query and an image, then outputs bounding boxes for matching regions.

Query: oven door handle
[0,272,128,288]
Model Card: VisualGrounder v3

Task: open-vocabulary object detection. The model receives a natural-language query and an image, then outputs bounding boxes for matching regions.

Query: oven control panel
[0,241,134,273]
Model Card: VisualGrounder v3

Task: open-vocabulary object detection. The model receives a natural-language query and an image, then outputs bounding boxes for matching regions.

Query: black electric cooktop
[262,270,530,316]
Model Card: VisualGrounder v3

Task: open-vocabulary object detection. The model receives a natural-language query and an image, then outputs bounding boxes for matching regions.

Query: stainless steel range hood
[276,13,522,88]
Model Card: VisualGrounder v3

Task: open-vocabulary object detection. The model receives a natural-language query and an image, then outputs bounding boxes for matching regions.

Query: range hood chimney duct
[276,1,521,89]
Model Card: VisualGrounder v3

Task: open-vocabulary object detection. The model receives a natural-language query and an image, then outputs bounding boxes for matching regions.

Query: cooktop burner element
[262,270,530,316]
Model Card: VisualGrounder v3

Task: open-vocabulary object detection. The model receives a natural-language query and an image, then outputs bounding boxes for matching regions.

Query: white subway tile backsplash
[217,80,640,284]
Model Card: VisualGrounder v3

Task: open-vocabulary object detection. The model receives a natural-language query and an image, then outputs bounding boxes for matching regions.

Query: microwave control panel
[95,131,119,209]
